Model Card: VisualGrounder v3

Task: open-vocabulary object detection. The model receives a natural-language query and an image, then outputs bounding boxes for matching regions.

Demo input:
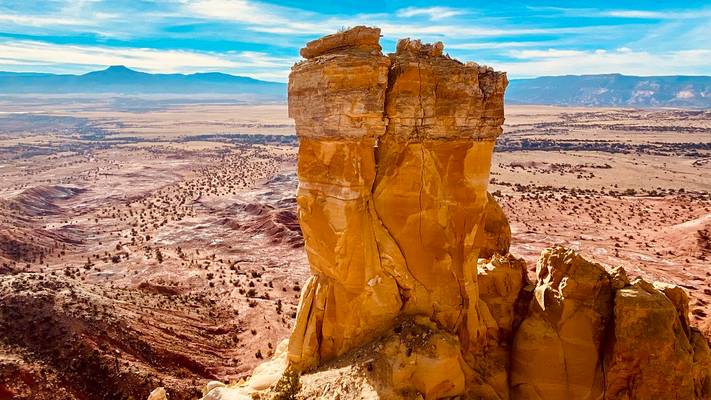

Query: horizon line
[2,65,711,85]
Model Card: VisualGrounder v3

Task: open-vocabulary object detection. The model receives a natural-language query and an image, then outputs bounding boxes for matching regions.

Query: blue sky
[0,0,710,81]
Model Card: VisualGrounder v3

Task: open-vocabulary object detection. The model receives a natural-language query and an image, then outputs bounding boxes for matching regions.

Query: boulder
[511,247,613,400]
[469,254,530,399]
[475,193,512,259]
[604,279,696,399]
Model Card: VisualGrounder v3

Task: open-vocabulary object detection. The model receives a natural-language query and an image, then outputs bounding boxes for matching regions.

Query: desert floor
[0,101,709,399]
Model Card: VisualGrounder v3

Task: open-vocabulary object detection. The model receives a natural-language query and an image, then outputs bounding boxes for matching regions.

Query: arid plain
[0,99,709,399]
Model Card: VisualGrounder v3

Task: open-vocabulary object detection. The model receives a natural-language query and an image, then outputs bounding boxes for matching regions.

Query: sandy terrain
[0,102,709,399]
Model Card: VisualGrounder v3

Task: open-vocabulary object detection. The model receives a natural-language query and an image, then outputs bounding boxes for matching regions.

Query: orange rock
[202,248,711,400]
[476,193,512,259]
[299,25,382,59]
[690,328,711,398]
[469,254,530,400]
[248,26,711,400]
[287,26,508,370]
[373,36,507,350]
[511,247,613,400]
[604,278,696,399]
[287,27,398,368]
[478,254,529,341]
[384,318,468,399]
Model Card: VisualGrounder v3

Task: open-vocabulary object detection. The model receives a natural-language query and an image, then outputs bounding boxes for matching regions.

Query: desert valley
[1,0,711,395]
[0,93,709,399]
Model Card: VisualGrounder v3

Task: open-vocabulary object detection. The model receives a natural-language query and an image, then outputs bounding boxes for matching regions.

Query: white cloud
[490,48,711,78]
[376,23,561,38]
[509,49,587,58]
[183,0,279,26]
[182,0,329,34]
[0,40,296,80]
[605,9,711,19]
[447,41,552,50]
[181,0,600,39]
[396,7,466,20]
[0,13,91,27]
[606,10,667,18]
[1,0,709,80]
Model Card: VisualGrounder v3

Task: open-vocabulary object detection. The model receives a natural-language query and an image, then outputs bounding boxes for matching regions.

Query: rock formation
[287,25,508,371]
[511,248,613,399]
[194,26,711,400]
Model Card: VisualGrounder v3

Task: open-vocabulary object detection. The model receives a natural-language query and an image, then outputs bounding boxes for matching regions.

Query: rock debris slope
[194,26,710,400]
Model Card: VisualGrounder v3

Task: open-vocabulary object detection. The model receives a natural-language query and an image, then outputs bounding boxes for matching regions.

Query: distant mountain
[3,68,710,108]
[506,74,711,108]
[0,66,286,100]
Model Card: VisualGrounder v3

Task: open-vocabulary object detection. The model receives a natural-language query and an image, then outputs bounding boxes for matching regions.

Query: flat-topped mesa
[287,26,508,372]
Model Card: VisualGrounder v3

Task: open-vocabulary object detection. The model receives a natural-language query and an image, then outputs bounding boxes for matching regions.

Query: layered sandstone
[192,27,711,400]
[287,26,508,369]
[511,248,613,399]
[373,38,507,352]
[287,26,399,368]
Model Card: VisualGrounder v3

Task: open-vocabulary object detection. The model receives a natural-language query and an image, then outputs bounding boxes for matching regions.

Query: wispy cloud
[396,7,467,20]
[0,40,295,80]
[493,48,711,78]
[183,0,329,35]
[605,9,711,19]
[447,41,554,50]
[0,14,90,27]
[181,0,597,39]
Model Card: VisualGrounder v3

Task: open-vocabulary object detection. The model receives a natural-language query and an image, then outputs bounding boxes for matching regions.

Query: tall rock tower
[287,26,508,369]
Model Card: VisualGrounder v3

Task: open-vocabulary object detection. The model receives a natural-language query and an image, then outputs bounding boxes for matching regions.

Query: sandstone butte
[153,26,711,400]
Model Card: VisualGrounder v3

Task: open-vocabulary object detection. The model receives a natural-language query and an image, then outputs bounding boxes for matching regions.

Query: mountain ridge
[0,65,287,99]
[2,67,711,107]
[507,73,711,108]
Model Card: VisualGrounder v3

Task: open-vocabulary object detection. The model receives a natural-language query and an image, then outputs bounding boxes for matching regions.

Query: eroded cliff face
[287,26,508,370]
[192,26,711,400]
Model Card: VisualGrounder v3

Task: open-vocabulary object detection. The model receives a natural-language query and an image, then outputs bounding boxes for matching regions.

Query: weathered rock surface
[198,246,711,400]
[511,247,613,400]
[287,26,399,369]
[373,39,507,352]
[192,27,711,400]
[604,278,696,399]
[476,193,512,259]
[286,26,508,371]
[469,254,530,399]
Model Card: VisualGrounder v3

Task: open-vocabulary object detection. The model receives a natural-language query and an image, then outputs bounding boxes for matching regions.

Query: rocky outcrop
[374,38,507,353]
[287,26,508,370]
[287,26,401,369]
[511,248,613,400]
[193,27,711,400]
[197,246,711,400]
[604,279,696,399]
[470,254,530,399]
[476,193,512,259]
